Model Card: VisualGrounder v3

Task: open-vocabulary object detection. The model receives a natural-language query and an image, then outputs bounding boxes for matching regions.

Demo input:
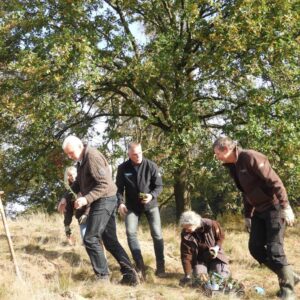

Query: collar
[235,146,241,162]
[130,159,143,167]
[78,145,88,166]
[223,146,241,166]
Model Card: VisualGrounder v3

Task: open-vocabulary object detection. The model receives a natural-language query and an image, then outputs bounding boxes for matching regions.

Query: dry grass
[0,210,299,300]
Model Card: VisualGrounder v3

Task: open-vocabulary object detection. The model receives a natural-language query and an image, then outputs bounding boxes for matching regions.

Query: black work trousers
[248,205,288,271]
[83,196,134,277]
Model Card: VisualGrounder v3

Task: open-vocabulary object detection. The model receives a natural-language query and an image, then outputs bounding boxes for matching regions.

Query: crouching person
[58,166,90,245]
[179,211,230,287]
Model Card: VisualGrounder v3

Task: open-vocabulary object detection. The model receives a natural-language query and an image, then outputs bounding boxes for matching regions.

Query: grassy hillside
[0,209,299,300]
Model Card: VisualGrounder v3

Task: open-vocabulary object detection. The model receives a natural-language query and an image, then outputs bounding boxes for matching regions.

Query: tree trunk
[173,166,191,220]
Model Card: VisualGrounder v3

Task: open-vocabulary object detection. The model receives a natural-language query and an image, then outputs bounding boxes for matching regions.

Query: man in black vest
[116,142,165,279]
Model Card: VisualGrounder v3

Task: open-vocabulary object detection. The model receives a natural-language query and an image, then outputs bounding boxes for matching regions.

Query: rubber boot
[263,262,298,298]
[277,271,300,298]
[276,265,296,300]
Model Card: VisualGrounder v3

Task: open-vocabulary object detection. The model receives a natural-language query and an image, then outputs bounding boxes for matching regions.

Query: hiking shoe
[179,276,192,287]
[155,264,166,278]
[120,274,139,286]
[155,269,167,278]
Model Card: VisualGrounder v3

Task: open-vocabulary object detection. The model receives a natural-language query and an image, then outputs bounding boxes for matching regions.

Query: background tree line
[0,0,299,218]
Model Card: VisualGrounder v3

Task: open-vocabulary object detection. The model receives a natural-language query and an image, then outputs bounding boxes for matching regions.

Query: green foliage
[0,0,299,214]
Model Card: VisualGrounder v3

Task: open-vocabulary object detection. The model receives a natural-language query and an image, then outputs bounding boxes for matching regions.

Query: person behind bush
[179,211,230,286]
[58,166,90,243]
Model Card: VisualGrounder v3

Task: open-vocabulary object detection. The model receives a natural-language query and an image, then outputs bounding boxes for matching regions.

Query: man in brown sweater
[59,135,138,285]
[213,136,297,300]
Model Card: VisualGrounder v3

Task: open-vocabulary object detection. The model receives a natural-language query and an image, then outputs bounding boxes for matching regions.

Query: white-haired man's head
[179,211,202,233]
[62,135,84,161]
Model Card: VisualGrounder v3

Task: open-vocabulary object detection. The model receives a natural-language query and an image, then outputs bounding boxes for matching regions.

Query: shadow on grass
[0,234,7,240]
[72,269,94,281]
[161,272,182,280]
[33,236,60,245]
[23,243,82,266]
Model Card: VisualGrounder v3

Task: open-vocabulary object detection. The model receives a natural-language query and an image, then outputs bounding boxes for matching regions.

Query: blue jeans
[125,206,164,267]
[83,196,134,277]
[79,223,87,240]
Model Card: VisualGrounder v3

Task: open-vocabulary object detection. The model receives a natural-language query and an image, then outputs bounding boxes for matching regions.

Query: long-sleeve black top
[116,158,163,213]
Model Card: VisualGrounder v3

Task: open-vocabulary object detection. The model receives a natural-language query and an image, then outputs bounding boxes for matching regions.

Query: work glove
[281,205,295,226]
[78,214,88,225]
[244,218,251,233]
[64,225,72,237]
[179,275,191,287]
[209,245,220,259]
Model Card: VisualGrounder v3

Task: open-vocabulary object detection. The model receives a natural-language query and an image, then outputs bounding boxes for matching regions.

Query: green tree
[0,0,299,217]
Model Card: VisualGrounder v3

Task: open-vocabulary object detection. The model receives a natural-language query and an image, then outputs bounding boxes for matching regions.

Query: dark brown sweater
[224,147,288,217]
[180,218,229,275]
[69,146,117,204]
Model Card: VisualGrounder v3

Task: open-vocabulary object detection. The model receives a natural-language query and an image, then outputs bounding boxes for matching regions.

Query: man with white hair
[179,211,230,286]
[58,135,138,285]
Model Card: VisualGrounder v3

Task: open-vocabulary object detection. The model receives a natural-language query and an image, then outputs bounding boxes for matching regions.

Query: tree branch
[104,0,139,57]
